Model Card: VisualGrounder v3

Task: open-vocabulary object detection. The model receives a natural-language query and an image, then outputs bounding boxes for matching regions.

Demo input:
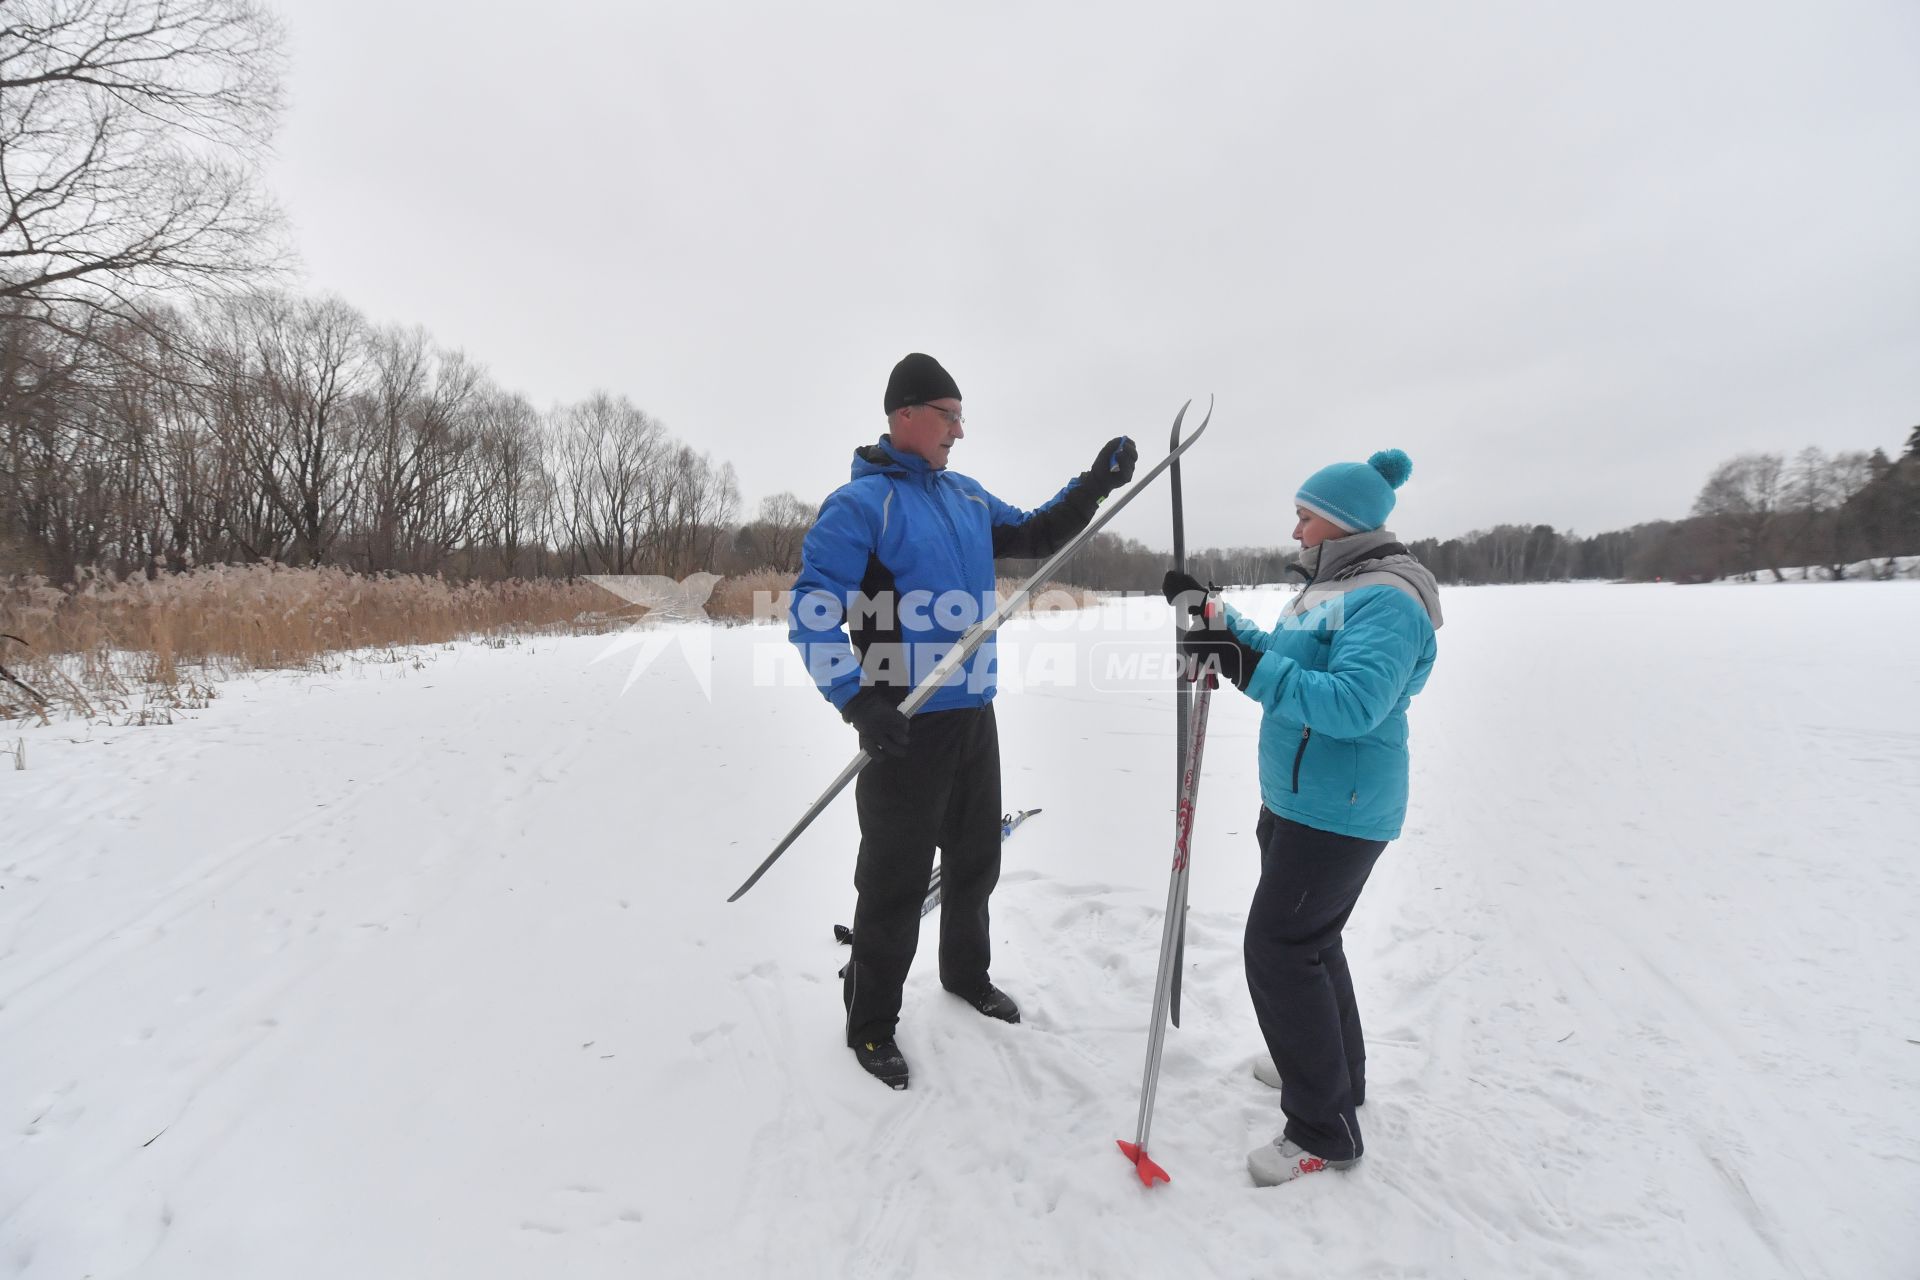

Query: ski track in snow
[3,584,1918,1277]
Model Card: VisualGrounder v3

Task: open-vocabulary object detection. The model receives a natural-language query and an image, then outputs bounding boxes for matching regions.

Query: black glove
[1178,626,1259,692]
[1080,436,1138,498]
[1161,568,1209,621]
[842,688,911,758]
[1161,575,1258,690]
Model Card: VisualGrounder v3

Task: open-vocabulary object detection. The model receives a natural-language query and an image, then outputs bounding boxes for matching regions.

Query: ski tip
[1116,1140,1171,1187]
[1168,396,1212,452]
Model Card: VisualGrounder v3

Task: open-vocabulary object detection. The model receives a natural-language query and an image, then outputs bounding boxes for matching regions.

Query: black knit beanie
[883,353,962,414]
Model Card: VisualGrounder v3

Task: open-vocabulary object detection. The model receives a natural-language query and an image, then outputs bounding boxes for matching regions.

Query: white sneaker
[1247,1135,1357,1187]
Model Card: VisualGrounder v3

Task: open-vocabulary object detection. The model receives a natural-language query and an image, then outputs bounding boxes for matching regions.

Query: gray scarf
[1285,529,1444,629]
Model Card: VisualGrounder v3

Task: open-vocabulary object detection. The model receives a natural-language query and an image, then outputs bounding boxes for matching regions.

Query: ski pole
[1169,402,1192,1029]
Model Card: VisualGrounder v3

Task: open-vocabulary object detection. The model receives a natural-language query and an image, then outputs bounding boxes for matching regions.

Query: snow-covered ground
[4,582,1917,1278]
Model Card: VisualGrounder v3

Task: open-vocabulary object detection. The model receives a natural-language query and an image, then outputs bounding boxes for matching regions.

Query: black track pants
[844,705,1002,1046]
[1244,807,1387,1162]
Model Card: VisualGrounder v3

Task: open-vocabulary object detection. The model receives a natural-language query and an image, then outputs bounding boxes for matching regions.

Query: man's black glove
[842,688,911,758]
[1079,436,1138,499]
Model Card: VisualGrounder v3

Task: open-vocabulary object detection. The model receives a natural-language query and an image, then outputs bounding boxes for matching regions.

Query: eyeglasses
[913,403,964,426]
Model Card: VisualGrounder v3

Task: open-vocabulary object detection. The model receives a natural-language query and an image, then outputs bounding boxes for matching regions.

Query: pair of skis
[1116,410,1219,1188]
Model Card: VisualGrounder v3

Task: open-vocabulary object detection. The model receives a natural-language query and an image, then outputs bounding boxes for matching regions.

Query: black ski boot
[853,1038,909,1090]
[947,982,1020,1024]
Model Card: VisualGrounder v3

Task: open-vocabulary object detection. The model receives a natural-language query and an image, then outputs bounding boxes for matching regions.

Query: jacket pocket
[1293,733,1360,819]
[1290,726,1311,793]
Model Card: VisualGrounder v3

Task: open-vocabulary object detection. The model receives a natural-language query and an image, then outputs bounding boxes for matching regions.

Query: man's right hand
[1081,436,1139,498]
[842,689,911,758]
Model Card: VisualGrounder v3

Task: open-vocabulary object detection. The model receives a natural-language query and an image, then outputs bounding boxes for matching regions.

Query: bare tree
[206,291,370,564]
[1781,447,1877,578]
[97,302,211,572]
[1783,446,1831,577]
[467,391,552,578]
[1817,451,1873,578]
[1691,452,1785,579]
[731,491,814,572]
[645,443,737,577]
[355,327,484,572]
[0,0,286,326]
[552,392,664,575]
[0,297,168,577]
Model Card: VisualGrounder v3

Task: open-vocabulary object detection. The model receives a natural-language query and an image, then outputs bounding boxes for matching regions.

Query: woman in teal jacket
[1164,448,1441,1187]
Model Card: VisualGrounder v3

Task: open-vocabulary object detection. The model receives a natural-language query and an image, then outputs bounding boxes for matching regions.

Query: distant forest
[7,282,1912,589]
[6,284,1913,589]
[3,2,1915,593]
[1004,432,1920,588]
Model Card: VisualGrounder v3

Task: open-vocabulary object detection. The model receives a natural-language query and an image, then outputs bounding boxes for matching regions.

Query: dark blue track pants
[1245,807,1387,1162]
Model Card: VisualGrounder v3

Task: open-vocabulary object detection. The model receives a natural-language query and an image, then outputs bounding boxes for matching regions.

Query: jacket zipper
[927,473,970,606]
[924,473,971,693]
[1290,725,1311,792]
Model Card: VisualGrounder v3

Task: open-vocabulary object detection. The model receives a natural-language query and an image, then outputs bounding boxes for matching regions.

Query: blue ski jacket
[1223,530,1443,842]
[789,437,1099,715]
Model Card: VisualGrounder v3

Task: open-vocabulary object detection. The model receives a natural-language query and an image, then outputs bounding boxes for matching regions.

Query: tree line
[1403,437,1919,585]
[1,297,746,581]
[1004,435,1920,590]
[4,2,1915,591]
[8,281,1913,587]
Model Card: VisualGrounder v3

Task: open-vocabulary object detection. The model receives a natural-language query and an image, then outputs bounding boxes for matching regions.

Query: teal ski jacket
[1222,530,1443,842]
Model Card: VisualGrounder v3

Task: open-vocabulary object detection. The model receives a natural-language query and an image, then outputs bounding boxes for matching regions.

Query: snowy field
[4,582,1918,1279]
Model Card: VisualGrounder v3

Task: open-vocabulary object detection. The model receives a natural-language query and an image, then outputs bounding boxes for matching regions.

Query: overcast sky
[262,0,1919,549]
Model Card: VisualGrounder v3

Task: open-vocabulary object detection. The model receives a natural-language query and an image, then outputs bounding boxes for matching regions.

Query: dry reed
[0,564,1100,723]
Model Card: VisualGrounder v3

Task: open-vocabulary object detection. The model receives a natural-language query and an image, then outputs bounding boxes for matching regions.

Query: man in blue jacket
[789,352,1135,1090]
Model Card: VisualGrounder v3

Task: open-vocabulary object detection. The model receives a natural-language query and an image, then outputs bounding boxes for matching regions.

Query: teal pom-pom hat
[1294,449,1414,533]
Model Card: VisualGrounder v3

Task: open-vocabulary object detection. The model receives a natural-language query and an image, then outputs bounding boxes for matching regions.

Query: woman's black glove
[842,688,911,758]
[1160,568,1259,691]
[1161,568,1208,621]
[1178,627,1259,691]
[1080,436,1138,498]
